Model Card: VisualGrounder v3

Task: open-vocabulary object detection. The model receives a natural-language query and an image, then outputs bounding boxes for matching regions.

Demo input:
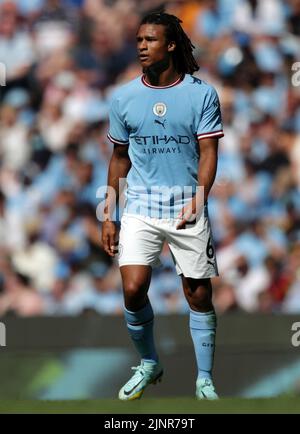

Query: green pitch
[0,397,300,414]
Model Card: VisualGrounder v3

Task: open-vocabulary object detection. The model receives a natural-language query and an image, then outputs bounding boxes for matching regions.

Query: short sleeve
[107,96,129,145]
[197,87,224,140]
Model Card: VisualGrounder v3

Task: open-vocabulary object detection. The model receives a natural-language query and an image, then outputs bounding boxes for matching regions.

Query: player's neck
[144,65,181,88]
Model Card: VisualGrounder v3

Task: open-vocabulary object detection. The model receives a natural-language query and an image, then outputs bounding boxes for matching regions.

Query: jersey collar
[141,74,184,89]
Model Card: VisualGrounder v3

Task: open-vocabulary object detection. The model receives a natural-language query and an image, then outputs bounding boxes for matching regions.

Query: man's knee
[122,279,149,310]
[124,280,144,298]
[190,285,211,305]
[121,265,152,310]
[183,278,213,311]
[121,266,151,300]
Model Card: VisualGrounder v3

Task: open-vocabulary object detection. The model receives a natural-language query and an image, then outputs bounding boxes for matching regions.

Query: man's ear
[168,41,176,52]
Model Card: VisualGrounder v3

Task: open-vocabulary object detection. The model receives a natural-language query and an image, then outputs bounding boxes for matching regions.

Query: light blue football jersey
[107,74,224,218]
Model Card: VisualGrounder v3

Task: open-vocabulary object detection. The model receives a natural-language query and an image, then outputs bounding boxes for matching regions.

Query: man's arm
[197,137,218,204]
[176,137,218,229]
[102,144,131,256]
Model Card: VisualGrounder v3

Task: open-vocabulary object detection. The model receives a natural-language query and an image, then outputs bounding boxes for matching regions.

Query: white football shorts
[118,207,218,279]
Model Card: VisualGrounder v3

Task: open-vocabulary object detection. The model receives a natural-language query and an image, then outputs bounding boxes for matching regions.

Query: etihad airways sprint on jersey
[134,133,189,153]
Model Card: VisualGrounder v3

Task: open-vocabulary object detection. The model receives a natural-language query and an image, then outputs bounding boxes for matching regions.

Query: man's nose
[139,39,147,51]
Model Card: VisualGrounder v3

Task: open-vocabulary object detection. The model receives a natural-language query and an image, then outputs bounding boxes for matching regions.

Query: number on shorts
[206,237,214,259]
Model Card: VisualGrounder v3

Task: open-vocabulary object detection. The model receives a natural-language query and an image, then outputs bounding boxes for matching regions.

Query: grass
[0,397,299,414]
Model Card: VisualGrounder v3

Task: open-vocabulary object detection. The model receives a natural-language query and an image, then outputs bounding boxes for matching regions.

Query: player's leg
[118,264,163,401]
[121,264,159,363]
[181,276,218,399]
[117,215,164,400]
[166,208,218,399]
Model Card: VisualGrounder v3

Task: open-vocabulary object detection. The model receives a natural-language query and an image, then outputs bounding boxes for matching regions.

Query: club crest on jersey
[153,102,167,117]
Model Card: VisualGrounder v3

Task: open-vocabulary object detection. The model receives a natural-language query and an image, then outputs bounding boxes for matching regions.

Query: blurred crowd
[0,0,300,317]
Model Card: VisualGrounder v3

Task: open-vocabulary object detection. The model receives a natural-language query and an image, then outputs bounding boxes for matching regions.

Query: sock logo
[202,342,215,348]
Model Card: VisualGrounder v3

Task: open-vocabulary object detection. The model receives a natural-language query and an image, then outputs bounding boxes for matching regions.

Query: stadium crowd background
[0,0,299,317]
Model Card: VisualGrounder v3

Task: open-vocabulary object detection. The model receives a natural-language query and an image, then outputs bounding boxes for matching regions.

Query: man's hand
[102,221,119,257]
[176,195,204,230]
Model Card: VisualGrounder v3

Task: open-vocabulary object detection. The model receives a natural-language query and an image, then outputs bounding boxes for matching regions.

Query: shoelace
[131,365,146,375]
[124,365,146,390]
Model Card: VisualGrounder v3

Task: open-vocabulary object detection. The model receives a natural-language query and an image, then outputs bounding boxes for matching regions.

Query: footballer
[102,12,224,400]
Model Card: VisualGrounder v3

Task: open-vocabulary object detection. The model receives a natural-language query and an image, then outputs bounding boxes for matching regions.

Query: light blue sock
[124,302,159,363]
[189,309,217,380]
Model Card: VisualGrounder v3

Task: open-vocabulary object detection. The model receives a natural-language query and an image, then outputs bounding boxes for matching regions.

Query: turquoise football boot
[118,360,163,401]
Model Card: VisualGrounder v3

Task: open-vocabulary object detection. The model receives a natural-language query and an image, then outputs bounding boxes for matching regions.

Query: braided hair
[140,12,199,75]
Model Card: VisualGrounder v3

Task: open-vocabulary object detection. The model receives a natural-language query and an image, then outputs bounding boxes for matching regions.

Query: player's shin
[189,309,217,380]
[124,302,159,363]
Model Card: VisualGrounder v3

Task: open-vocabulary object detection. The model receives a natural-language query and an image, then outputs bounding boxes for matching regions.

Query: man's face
[136,24,175,70]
